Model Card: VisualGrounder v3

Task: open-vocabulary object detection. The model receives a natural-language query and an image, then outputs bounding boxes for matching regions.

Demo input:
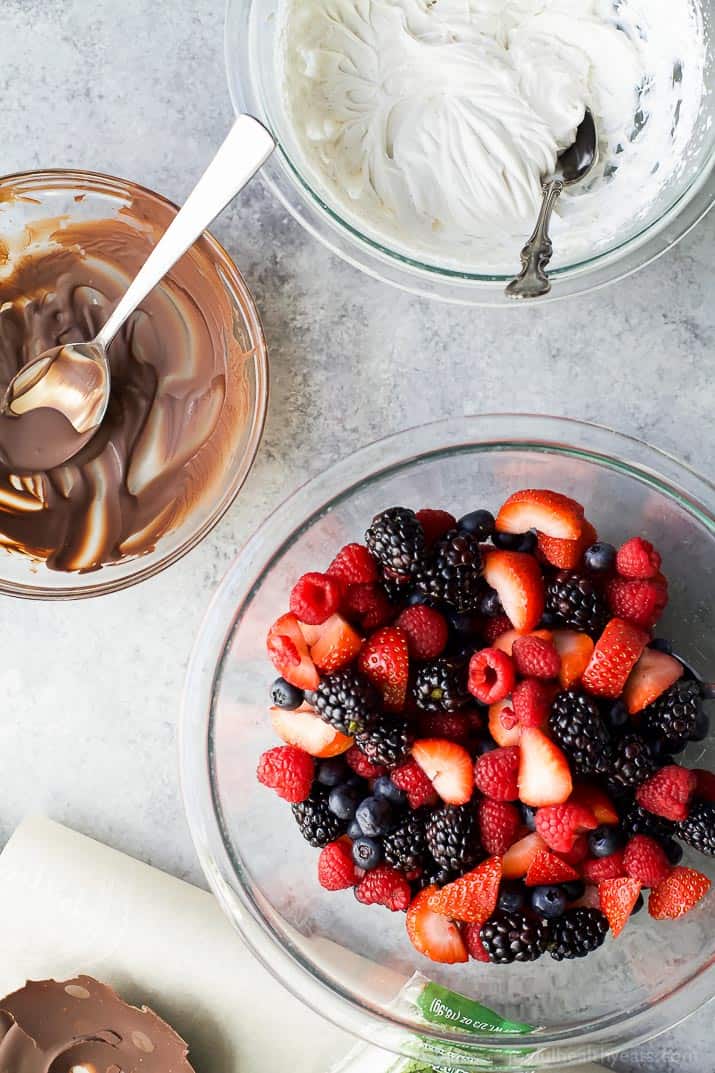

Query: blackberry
[480,910,548,964]
[383,810,428,873]
[607,733,655,793]
[545,572,607,637]
[314,669,379,736]
[547,908,609,960]
[678,802,715,857]
[413,859,459,892]
[380,570,413,605]
[424,804,480,872]
[549,691,612,776]
[355,718,412,768]
[415,529,483,611]
[619,798,676,843]
[413,658,470,712]
[292,790,346,847]
[641,680,703,749]
[365,507,426,576]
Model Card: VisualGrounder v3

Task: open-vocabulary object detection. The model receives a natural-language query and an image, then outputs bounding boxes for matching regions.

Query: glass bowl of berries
[181,414,715,1070]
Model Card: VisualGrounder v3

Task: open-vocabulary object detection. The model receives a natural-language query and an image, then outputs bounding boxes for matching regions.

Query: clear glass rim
[181,414,715,1064]
[0,168,269,600]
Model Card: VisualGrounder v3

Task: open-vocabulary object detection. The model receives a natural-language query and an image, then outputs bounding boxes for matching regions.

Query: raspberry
[416,508,457,548]
[477,798,521,855]
[354,865,412,911]
[616,537,662,580]
[648,866,711,920]
[289,572,342,625]
[418,711,471,746]
[464,922,491,962]
[512,636,561,680]
[391,758,439,809]
[346,745,386,780]
[534,803,598,853]
[636,764,697,822]
[606,578,668,629]
[256,745,314,803]
[482,614,513,645]
[474,746,520,801]
[559,833,590,867]
[468,648,516,704]
[396,605,449,660]
[512,678,551,727]
[341,582,394,630]
[318,839,358,891]
[327,543,379,585]
[583,851,626,882]
[623,835,671,888]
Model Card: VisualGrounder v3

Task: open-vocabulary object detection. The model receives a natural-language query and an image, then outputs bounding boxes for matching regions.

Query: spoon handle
[505,179,564,300]
[96,115,275,350]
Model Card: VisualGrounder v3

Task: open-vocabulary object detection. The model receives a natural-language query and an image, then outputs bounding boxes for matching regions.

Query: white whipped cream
[278,0,706,272]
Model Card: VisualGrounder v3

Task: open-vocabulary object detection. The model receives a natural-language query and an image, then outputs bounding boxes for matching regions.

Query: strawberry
[318,839,358,890]
[271,706,353,758]
[483,551,545,633]
[482,614,514,645]
[616,537,662,580]
[346,745,386,779]
[551,630,594,689]
[493,627,552,656]
[310,614,363,674]
[581,618,649,699]
[623,647,683,714]
[290,572,342,625]
[525,849,579,886]
[535,802,598,853]
[599,877,642,936]
[623,835,670,888]
[474,746,520,801]
[256,745,315,803]
[327,543,379,585]
[358,626,409,711]
[648,866,711,920]
[341,582,394,630]
[694,768,715,804]
[467,647,516,704]
[391,758,439,809]
[427,857,502,923]
[512,679,552,728]
[636,764,697,822]
[412,739,474,805]
[463,922,491,962]
[488,697,520,747]
[583,851,626,882]
[418,711,471,746]
[406,887,468,964]
[355,866,412,911]
[558,833,590,867]
[496,489,584,541]
[512,635,561,679]
[396,605,448,661]
[536,520,598,570]
[517,727,573,807]
[502,832,547,879]
[416,509,457,547]
[606,577,668,629]
[570,783,619,825]
[267,613,320,691]
[478,799,521,855]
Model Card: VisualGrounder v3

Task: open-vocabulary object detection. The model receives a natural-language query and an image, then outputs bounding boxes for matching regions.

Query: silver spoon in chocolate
[505,108,598,300]
[0,114,275,471]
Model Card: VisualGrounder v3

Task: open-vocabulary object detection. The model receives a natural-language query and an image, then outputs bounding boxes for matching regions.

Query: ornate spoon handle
[505,179,564,300]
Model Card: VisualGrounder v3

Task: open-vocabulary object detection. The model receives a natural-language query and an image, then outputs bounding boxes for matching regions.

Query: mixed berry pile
[257,490,714,966]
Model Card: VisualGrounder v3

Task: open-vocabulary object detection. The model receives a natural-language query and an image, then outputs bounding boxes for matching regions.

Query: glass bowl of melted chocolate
[0,170,267,596]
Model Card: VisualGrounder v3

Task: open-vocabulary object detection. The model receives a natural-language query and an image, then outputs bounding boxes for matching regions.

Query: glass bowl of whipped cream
[0,171,268,597]
[226,0,714,304]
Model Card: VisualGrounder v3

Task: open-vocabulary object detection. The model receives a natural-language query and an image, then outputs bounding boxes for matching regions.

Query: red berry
[341,582,394,630]
[289,572,342,626]
[418,711,471,746]
[583,850,626,882]
[427,857,502,923]
[416,509,457,548]
[616,537,662,580]
[559,833,590,867]
[463,922,491,962]
[648,866,711,920]
[474,746,520,801]
[581,617,649,699]
[256,745,314,803]
[359,626,409,711]
[477,798,521,855]
[482,614,513,645]
[318,840,358,891]
[412,739,474,806]
[391,758,439,809]
[518,728,572,807]
[396,605,449,661]
[327,543,379,585]
[525,849,579,886]
[605,577,668,630]
[534,802,598,853]
[599,877,642,936]
[406,887,468,964]
[346,745,386,780]
[483,550,545,633]
[512,678,552,728]
[468,647,516,705]
[512,635,561,680]
[355,865,412,911]
[623,835,670,888]
[636,764,697,822]
[496,489,584,541]
[266,612,320,691]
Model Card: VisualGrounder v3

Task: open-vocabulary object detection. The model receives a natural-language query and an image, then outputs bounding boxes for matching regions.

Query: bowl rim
[0,167,269,599]
[181,413,715,1065]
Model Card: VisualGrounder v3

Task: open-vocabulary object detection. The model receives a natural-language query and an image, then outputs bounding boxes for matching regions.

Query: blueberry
[521,804,538,831]
[352,836,382,870]
[447,610,483,636]
[458,509,495,540]
[355,796,393,837]
[270,676,304,710]
[347,818,363,840]
[493,530,536,553]
[606,700,630,733]
[583,542,617,573]
[562,880,586,902]
[447,639,479,664]
[531,884,567,919]
[517,529,538,553]
[663,839,684,865]
[474,736,498,756]
[630,892,645,915]
[691,708,710,742]
[317,758,349,787]
[479,589,503,617]
[328,785,361,821]
[649,737,680,763]
[588,824,624,858]
[373,776,407,807]
[498,881,525,912]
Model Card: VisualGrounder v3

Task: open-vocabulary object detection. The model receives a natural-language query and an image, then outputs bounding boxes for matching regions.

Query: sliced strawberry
[267,613,320,691]
[536,519,597,570]
[483,551,545,633]
[496,489,584,540]
[463,922,491,962]
[622,647,684,714]
[501,832,547,879]
[551,630,594,689]
[412,739,474,805]
[581,618,649,699]
[358,626,409,711]
[427,858,502,923]
[599,877,642,936]
[310,613,363,674]
[525,849,579,887]
[535,802,598,853]
[488,696,520,747]
[493,627,552,656]
[271,705,353,758]
[406,887,468,964]
[648,867,711,920]
[570,783,619,826]
[518,727,573,807]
